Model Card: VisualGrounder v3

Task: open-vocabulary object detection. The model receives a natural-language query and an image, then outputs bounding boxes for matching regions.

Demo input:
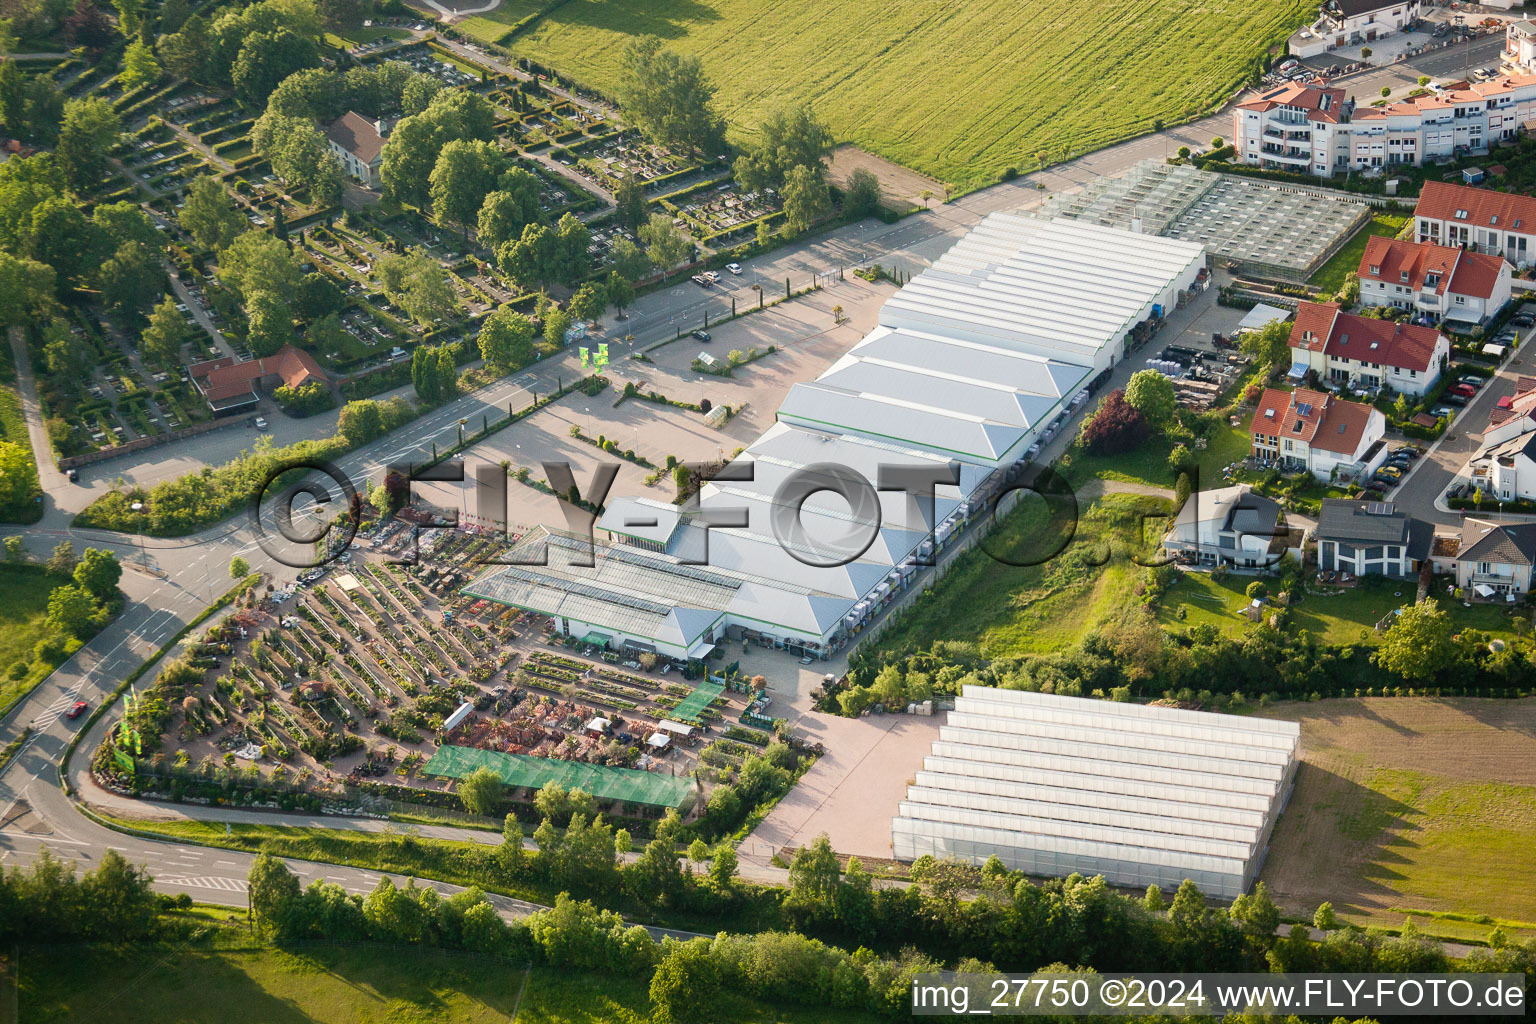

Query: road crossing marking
[161,875,248,892]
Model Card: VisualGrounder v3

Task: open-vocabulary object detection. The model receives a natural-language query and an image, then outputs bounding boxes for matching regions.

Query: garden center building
[464,216,1208,662]
[891,687,1302,898]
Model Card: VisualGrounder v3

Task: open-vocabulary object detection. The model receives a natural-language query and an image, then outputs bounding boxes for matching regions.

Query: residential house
[1316,498,1433,576]
[1506,19,1536,73]
[322,111,387,187]
[1286,300,1449,395]
[1289,0,1421,58]
[1483,375,1536,449]
[1162,484,1289,569]
[1250,387,1388,481]
[1356,236,1511,326]
[1468,429,1536,503]
[188,345,328,415]
[1454,518,1536,596]
[1415,181,1536,264]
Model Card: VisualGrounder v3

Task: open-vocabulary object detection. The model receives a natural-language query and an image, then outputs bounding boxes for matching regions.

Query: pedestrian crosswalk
[30,690,83,730]
[161,875,248,892]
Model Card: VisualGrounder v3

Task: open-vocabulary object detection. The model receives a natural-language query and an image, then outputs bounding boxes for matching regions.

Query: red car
[64,700,87,719]
[1449,384,1476,398]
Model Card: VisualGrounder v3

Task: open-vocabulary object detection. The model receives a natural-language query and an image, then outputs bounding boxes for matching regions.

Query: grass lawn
[0,339,42,524]
[1257,697,1536,943]
[1309,211,1410,296]
[1157,573,1523,645]
[0,564,75,717]
[323,25,412,48]
[504,0,1312,191]
[15,943,889,1023]
[456,1,552,45]
[871,492,1172,658]
[1062,417,1252,492]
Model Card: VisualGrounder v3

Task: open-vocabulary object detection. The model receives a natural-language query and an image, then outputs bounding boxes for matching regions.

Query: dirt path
[1075,479,1176,500]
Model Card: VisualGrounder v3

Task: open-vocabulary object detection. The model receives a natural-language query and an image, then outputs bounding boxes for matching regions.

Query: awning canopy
[1239,303,1291,333]
[657,719,694,737]
[1475,583,1496,597]
[646,732,670,749]
[1287,361,1309,380]
[580,631,612,647]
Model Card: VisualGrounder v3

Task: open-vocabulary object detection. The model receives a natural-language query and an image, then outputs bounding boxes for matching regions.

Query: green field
[324,24,412,48]
[0,564,74,717]
[504,0,1312,189]
[1309,211,1410,295]
[872,492,1171,658]
[14,942,887,1023]
[457,1,552,45]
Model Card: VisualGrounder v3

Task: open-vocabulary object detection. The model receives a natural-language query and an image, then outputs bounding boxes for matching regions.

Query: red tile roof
[190,345,327,404]
[1236,81,1348,123]
[1358,236,1506,301]
[1288,300,1443,373]
[1250,387,1378,456]
[1414,180,1536,233]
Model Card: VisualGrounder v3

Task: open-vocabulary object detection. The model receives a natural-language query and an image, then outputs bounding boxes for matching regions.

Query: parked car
[1443,393,1468,406]
[1432,405,1456,418]
[1511,314,1535,328]
[725,263,743,275]
[692,330,712,342]
[690,274,713,288]
[65,701,88,720]
[1450,384,1476,398]
[704,270,721,283]
[1458,375,1484,388]
[1391,445,1421,459]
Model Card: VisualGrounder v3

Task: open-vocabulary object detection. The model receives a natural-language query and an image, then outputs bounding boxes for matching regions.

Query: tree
[1381,86,1392,99]
[63,0,113,51]
[1143,884,1166,912]
[229,555,250,579]
[457,766,504,816]
[568,281,605,324]
[47,582,96,637]
[73,547,121,600]
[157,11,211,83]
[429,138,502,236]
[231,28,319,107]
[553,212,590,287]
[605,271,635,315]
[613,172,646,232]
[0,251,56,326]
[120,37,160,91]
[1081,389,1146,454]
[378,250,457,327]
[1374,599,1459,682]
[98,241,164,329]
[477,304,536,371]
[248,853,302,935]
[218,229,303,304]
[1228,880,1280,940]
[781,164,831,235]
[608,237,650,283]
[245,290,295,357]
[179,176,245,253]
[616,36,725,157]
[28,195,96,288]
[733,102,834,190]
[251,111,341,205]
[380,89,496,207]
[1239,319,1291,366]
[315,0,361,31]
[638,213,689,271]
[45,539,77,577]
[411,344,453,404]
[786,833,839,906]
[706,843,736,888]
[0,439,38,518]
[1167,443,1193,477]
[1313,901,1338,931]
[1123,369,1177,430]
[648,939,720,1024]
[542,306,573,351]
[497,221,558,289]
[336,399,385,445]
[843,167,882,219]
[476,168,542,250]
[1211,136,1225,149]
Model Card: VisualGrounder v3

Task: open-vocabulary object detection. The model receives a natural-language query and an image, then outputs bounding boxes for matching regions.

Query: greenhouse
[891,687,1300,897]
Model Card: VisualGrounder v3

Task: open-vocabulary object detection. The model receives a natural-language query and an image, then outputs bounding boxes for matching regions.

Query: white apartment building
[1290,0,1421,57]
[1286,300,1450,396]
[1235,71,1536,177]
[1415,181,1536,265]
[1505,20,1536,73]
[1355,236,1512,325]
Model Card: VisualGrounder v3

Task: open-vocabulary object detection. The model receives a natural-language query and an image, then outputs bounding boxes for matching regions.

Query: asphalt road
[0,27,1518,925]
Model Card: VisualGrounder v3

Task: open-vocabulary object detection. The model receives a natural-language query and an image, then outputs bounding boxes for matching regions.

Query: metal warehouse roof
[777,381,1030,465]
[840,326,1089,400]
[893,687,1300,897]
[880,215,1207,367]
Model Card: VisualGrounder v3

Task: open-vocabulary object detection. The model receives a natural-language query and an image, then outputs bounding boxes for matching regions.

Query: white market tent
[584,717,612,734]
[1238,303,1291,334]
[646,732,670,749]
[892,687,1300,898]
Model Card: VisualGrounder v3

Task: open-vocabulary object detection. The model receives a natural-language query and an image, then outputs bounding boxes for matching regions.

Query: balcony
[1472,571,1516,586]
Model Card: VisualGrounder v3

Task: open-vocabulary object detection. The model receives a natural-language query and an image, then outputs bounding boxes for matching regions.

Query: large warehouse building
[464,216,1207,662]
[891,687,1301,897]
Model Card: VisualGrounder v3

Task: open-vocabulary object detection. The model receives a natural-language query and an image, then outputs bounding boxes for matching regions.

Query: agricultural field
[505,0,1313,189]
[14,942,887,1024]
[456,0,554,46]
[1258,697,1536,943]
